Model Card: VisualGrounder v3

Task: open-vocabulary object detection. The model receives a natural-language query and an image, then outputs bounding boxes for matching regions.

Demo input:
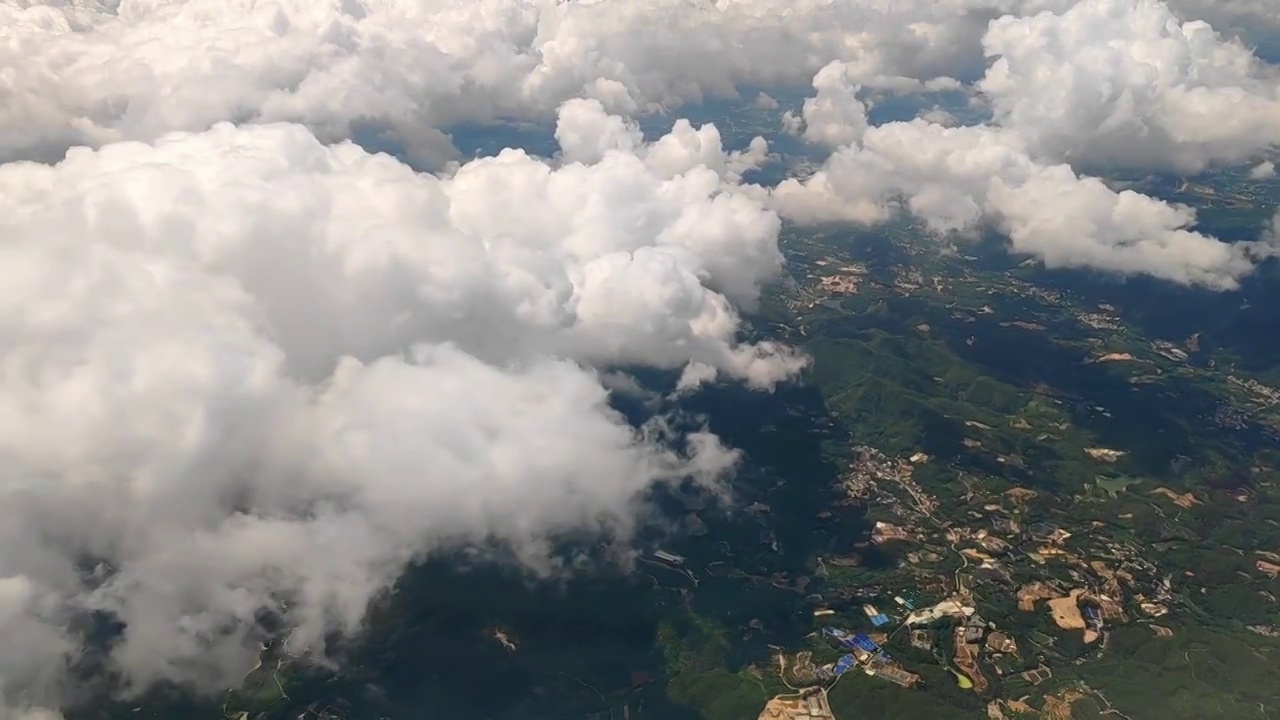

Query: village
[753,440,1202,720]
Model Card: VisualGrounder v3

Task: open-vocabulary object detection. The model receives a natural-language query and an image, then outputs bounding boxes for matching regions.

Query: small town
[752,438,1203,720]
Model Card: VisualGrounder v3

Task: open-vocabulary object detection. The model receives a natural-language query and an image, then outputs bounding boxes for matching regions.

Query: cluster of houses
[817,627,920,687]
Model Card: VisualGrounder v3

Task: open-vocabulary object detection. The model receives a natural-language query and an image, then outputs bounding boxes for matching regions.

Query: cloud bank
[770,0,1280,289]
[16,0,1278,165]
[3,0,1280,717]
[980,0,1280,174]
[0,103,799,715]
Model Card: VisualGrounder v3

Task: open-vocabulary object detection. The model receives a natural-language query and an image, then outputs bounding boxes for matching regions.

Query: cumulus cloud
[782,61,870,149]
[0,103,803,714]
[1163,0,1280,51]
[1264,211,1280,246]
[0,0,1110,164]
[772,120,1266,288]
[6,0,1276,165]
[980,0,1280,174]
[770,0,1280,288]
[555,97,770,187]
[7,110,798,385]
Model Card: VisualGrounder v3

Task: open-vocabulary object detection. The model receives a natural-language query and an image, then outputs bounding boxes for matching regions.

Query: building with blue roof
[851,633,879,653]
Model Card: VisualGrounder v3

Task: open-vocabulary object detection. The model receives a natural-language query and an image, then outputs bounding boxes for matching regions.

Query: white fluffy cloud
[1164,0,1280,50]
[555,97,770,187]
[772,120,1266,288]
[6,0,1277,165]
[980,0,1280,174]
[782,61,871,149]
[1264,211,1280,246]
[0,0,1148,164]
[0,104,802,713]
[770,0,1280,288]
[4,109,798,386]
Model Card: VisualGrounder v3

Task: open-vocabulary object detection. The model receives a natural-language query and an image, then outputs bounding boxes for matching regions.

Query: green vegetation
[1068,624,1280,719]
[660,616,775,720]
